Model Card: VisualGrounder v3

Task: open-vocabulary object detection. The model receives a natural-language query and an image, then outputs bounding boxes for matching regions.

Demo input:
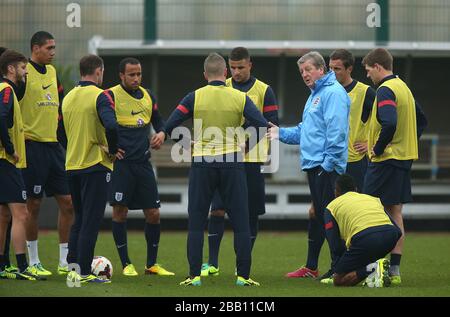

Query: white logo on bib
[22,191,27,200]
[106,173,111,183]
[33,185,42,194]
[115,192,123,202]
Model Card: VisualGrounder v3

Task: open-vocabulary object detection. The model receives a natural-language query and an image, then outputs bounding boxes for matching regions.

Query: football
[91,256,113,280]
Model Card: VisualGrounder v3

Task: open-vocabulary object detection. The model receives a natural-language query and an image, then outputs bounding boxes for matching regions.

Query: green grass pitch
[1,231,449,297]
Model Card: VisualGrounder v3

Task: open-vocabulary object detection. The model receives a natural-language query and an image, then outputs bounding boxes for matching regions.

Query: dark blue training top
[105,84,165,163]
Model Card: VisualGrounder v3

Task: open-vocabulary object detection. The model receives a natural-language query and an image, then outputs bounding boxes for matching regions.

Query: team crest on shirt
[22,191,27,200]
[137,118,145,126]
[46,93,52,101]
[115,192,123,202]
[312,97,321,107]
[33,185,42,194]
[106,173,111,183]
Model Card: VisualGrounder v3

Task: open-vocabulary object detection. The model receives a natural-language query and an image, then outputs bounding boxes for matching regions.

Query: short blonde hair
[204,53,226,77]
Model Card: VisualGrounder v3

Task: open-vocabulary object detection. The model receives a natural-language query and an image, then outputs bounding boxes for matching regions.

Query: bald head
[204,53,226,79]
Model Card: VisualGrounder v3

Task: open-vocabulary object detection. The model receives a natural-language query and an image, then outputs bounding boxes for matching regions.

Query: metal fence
[2,0,450,68]
[2,0,450,181]
[1,0,144,85]
[157,0,450,42]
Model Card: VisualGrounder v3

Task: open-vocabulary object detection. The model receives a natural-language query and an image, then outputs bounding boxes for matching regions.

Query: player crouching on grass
[321,174,402,287]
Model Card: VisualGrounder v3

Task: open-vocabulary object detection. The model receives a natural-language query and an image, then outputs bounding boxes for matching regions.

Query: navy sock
[16,253,28,272]
[4,221,12,266]
[0,254,6,271]
[306,218,325,270]
[112,221,130,268]
[390,253,402,266]
[145,223,160,267]
[207,215,224,267]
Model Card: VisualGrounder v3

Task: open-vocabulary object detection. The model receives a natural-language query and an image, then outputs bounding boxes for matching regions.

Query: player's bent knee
[27,198,42,214]
[145,208,160,224]
[11,206,29,224]
[211,209,225,217]
[112,207,128,222]
[15,211,29,224]
[112,214,128,222]
[0,211,11,223]
[58,195,74,214]
[308,206,316,219]
[333,274,346,286]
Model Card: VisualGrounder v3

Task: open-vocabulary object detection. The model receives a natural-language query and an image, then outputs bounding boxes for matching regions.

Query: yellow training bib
[0,83,26,168]
[19,63,59,142]
[62,85,113,171]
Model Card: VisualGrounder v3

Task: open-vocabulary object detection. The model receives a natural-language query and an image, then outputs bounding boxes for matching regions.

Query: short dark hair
[0,47,8,57]
[329,49,355,69]
[229,47,250,61]
[0,49,27,76]
[30,31,54,51]
[79,55,104,77]
[119,57,140,74]
[362,48,393,71]
[335,174,357,195]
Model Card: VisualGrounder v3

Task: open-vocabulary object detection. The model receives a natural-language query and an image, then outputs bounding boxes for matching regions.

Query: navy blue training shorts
[0,159,27,204]
[22,140,70,198]
[333,225,402,274]
[363,162,412,205]
[109,160,160,210]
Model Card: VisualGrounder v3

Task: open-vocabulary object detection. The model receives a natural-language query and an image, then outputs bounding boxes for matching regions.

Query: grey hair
[204,52,226,76]
[297,51,327,72]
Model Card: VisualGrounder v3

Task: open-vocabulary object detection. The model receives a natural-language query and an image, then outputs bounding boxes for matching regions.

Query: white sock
[59,243,69,267]
[26,240,40,266]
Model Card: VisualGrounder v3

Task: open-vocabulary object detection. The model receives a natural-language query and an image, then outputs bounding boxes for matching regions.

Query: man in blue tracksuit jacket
[270,51,350,280]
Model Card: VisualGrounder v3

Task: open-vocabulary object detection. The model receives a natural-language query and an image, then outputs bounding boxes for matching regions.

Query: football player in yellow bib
[18,32,74,276]
[329,49,375,192]
[106,58,173,277]
[0,49,45,281]
[323,174,401,287]
[362,48,427,285]
[165,53,269,286]
[58,55,120,284]
[201,47,279,277]
[0,46,16,274]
